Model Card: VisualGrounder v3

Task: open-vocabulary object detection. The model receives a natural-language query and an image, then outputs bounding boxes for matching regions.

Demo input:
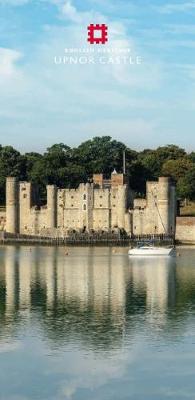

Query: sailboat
[128,188,176,257]
[128,244,175,257]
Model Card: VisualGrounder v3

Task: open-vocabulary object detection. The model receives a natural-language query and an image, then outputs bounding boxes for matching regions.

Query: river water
[0,245,195,400]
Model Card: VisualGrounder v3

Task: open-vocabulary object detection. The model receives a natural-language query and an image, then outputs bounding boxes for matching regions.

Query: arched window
[83,194,86,200]
[83,204,86,210]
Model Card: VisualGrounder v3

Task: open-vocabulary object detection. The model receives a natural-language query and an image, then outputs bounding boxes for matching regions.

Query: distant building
[4,173,177,237]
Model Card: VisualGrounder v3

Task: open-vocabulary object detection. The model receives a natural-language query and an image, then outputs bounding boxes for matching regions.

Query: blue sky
[0,0,195,152]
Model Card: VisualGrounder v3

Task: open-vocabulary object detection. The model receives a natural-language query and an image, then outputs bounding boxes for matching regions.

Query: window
[71,204,74,207]
[100,195,102,199]
[83,194,86,200]
[23,194,27,198]
[113,204,116,207]
[71,195,74,199]
[83,204,86,210]
[100,204,102,207]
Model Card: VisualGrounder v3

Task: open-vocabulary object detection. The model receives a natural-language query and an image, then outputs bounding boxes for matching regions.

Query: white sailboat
[128,188,176,257]
[128,245,175,257]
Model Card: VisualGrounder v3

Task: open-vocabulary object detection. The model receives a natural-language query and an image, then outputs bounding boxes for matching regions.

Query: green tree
[162,158,193,182]
[177,166,195,200]
[139,145,187,179]
[0,146,26,204]
[73,136,126,177]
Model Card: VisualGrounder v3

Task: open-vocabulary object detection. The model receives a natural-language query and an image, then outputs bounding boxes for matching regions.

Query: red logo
[87,24,108,45]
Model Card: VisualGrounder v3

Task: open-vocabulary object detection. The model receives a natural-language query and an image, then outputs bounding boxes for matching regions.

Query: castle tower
[6,177,18,234]
[117,185,127,229]
[158,177,170,234]
[19,182,32,234]
[47,185,57,229]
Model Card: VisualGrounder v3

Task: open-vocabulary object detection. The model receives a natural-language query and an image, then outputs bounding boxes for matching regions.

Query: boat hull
[128,247,175,257]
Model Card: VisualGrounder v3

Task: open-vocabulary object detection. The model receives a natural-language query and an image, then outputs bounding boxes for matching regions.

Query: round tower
[6,177,18,234]
[47,185,57,229]
[157,177,170,234]
[117,185,126,230]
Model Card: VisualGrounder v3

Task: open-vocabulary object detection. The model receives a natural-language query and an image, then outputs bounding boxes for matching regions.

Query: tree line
[0,136,195,205]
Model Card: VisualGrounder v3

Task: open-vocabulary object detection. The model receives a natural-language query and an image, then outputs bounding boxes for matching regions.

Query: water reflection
[130,257,176,313]
[0,246,195,350]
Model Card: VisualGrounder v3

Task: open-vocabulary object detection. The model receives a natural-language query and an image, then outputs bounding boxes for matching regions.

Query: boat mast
[151,190,167,235]
[123,150,126,175]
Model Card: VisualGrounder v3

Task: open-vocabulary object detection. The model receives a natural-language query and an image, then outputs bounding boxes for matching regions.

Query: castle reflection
[0,246,195,350]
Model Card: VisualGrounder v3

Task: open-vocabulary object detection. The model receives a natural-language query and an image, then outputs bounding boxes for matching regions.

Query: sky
[0,0,195,153]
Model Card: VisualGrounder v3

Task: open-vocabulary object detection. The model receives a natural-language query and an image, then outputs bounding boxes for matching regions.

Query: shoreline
[0,233,176,247]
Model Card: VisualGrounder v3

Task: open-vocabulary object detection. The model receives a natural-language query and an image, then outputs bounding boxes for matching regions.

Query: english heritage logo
[54,23,143,65]
[87,24,108,45]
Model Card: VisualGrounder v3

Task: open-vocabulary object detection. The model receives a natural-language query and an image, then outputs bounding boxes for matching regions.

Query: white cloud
[165,24,195,35]
[0,47,22,80]
[0,20,162,150]
[62,0,82,23]
[158,1,195,13]
[1,0,189,151]
[50,0,103,23]
[51,345,142,400]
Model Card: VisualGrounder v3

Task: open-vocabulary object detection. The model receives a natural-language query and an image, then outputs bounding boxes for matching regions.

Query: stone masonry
[4,173,177,237]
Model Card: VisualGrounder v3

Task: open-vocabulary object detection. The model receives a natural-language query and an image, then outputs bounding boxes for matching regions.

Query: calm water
[0,246,195,399]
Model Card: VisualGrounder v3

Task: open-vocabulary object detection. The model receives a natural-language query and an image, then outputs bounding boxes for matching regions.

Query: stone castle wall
[176,217,195,243]
[131,177,177,236]
[0,208,6,231]
[4,174,177,237]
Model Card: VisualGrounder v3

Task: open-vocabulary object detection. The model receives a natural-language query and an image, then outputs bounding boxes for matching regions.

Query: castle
[3,172,177,237]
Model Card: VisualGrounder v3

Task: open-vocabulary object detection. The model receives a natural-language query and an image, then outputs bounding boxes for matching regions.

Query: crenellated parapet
[5,173,177,237]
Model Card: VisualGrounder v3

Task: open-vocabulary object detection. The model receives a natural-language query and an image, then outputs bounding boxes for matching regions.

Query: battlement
[5,174,176,237]
[93,171,127,188]
[133,177,176,236]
